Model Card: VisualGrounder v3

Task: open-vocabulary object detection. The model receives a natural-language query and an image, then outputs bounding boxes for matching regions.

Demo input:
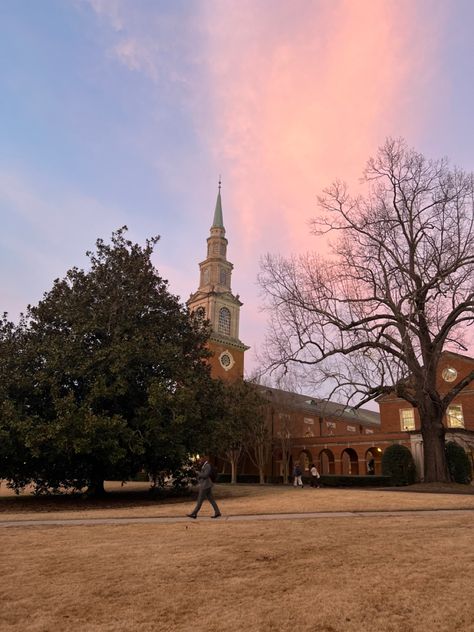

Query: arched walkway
[319,448,335,474]
[298,450,312,474]
[341,448,359,475]
[365,447,382,475]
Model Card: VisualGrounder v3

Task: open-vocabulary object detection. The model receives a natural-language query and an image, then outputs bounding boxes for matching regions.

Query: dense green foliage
[381,444,417,486]
[445,441,472,484]
[0,228,218,494]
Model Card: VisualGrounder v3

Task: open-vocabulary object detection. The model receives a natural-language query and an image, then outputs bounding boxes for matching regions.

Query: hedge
[216,474,391,487]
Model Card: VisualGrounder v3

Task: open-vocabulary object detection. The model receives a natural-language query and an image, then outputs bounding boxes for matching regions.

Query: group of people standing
[292,462,321,488]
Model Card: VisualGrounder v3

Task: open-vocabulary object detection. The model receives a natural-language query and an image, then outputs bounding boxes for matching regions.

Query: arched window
[219,269,227,286]
[218,307,231,335]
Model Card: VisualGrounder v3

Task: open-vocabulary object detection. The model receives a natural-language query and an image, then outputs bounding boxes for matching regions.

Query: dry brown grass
[1,481,474,522]
[1,513,473,632]
[1,483,474,630]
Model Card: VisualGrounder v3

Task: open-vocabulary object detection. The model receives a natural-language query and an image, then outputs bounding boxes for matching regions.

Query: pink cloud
[79,1,448,372]
[201,1,445,256]
[195,0,446,370]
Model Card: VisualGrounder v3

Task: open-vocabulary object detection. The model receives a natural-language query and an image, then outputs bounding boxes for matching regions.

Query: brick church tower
[187,183,248,380]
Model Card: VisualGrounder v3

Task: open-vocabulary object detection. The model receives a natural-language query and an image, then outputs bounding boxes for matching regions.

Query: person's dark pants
[191,487,220,516]
[310,477,320,488]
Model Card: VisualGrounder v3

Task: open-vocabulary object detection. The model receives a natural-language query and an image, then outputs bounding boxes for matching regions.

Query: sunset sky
[1,0,474,376]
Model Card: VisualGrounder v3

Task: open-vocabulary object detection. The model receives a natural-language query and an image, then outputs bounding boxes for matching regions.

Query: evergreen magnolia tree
[260,139,474,483]
[0,228,215,494]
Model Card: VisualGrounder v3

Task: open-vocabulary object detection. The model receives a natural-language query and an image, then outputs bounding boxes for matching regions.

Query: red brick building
[191,188,474,481]
[375,351,474,480]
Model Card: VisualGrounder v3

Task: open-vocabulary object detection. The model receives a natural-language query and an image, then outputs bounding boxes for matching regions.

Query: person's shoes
[186,513,197,519]
[211,513,222,519]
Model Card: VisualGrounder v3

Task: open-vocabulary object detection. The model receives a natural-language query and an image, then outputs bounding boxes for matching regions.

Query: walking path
[1,507,473,528]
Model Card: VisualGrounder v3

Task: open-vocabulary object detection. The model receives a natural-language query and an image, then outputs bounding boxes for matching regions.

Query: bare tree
[213,379,269,484]
[241,381,271,484]
[259,138,474,483]
[263,380,303,484]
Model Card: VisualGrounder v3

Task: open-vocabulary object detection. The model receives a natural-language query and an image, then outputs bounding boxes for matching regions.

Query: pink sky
[2,0,471,382]
[196,0,447,370]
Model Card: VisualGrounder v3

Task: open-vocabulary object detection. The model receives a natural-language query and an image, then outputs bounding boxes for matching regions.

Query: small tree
[242,381,271,484]
[265,383,302,484]
[211,381,244,484]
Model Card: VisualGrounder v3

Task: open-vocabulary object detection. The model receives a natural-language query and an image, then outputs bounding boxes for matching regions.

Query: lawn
[1,482,474,631]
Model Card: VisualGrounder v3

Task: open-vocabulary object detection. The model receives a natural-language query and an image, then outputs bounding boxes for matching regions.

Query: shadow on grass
[0,481,271,514]
[2,481,472,514]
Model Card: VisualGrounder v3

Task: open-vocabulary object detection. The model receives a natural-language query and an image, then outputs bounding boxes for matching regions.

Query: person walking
[293,463,304,488]
[310,463,321,488]
[187,457,221,519]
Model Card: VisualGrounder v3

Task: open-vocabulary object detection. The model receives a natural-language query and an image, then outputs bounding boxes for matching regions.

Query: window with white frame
[400,408,415,431]
[447,405,464,429]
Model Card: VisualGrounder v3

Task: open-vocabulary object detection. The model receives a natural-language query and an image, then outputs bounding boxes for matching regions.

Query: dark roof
[258,386,380,427]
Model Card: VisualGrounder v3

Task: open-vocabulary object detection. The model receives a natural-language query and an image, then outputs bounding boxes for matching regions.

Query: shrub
[446,441,472,484]
[381,444,416,486]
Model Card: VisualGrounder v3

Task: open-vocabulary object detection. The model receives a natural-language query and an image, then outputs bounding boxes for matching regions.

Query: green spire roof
[212,180,224,229]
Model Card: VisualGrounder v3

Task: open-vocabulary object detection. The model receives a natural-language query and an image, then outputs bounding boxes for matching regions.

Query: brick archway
[319,448,335,474]
[365,447,383,475]
[341,448,359,475]
[298,449,312,474]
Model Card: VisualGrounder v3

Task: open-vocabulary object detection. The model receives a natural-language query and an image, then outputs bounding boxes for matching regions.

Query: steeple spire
[212,178,224,229]
[187,182,249,380]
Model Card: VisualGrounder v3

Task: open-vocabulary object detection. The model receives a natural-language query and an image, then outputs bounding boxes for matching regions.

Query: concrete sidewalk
[1,507,473,528]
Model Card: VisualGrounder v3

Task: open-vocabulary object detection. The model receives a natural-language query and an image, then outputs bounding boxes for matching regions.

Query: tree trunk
[420,403,449,483]
[259,467,265,484]
[230,458,237,484]
[87,478,106,497]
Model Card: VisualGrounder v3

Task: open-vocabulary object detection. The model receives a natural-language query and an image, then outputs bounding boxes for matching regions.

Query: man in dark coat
[187,457,221,519]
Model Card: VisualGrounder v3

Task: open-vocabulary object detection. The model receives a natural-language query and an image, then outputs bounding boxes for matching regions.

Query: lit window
[218,307,231,335]
[400,409,415,431]
[447,405,464,429]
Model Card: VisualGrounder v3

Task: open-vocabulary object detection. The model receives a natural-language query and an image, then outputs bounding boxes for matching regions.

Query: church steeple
[212,179,224,229]
[187,182,249,380]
